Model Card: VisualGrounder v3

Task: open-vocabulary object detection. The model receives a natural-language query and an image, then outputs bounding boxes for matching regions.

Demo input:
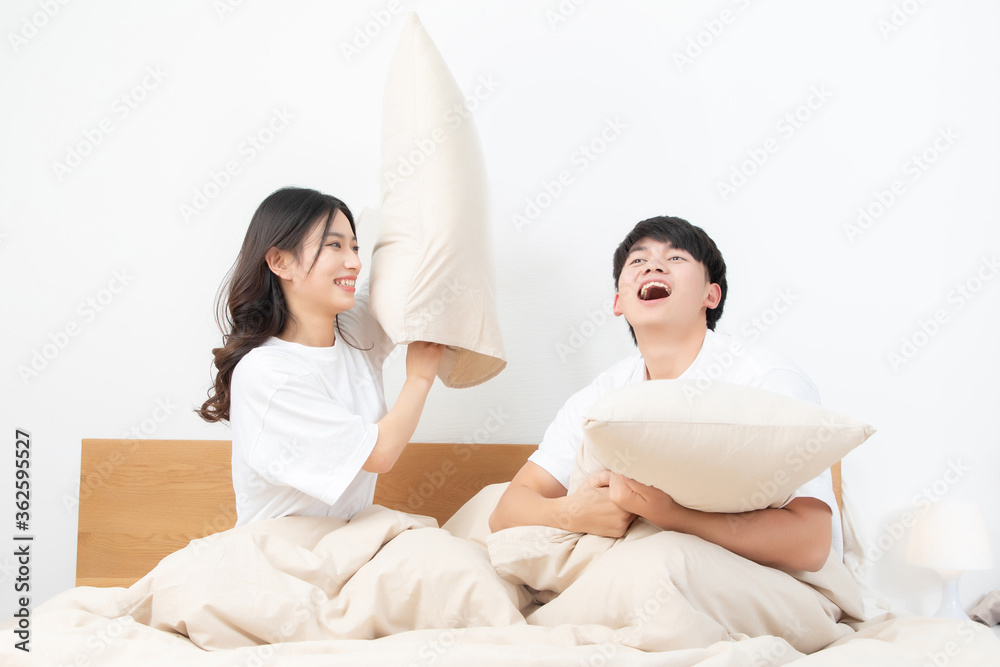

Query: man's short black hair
[612,215,728,344]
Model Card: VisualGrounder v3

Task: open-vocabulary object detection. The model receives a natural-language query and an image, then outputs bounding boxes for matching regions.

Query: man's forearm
[491,474,635,537]
[644,498,832,572]
[489,482,572,532]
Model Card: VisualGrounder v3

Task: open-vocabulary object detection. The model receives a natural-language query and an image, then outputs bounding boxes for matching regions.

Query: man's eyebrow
[628,243,689,257]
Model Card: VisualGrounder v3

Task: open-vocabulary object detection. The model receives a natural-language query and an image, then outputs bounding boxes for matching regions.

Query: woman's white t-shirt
[229,279,394,526]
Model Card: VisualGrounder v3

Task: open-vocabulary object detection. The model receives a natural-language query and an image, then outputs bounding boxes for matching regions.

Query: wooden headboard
[76,439,842,588]
[75,439,535,587]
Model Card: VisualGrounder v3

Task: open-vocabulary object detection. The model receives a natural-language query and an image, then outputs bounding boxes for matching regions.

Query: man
[489,215,839,572]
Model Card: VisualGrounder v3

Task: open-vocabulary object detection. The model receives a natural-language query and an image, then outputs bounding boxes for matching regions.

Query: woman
[198,186,443,526]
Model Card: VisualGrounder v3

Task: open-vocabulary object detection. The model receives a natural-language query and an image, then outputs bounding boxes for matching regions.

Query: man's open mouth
[638,281,671,301]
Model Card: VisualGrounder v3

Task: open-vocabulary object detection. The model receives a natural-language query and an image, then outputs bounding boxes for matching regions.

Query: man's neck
[637,325,709,380]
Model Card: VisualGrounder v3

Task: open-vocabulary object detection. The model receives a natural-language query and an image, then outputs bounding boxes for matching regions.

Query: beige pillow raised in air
[368,13,506,388]
[570,380,876,512]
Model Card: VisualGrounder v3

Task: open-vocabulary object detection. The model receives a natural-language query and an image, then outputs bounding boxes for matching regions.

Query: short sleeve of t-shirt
[528,383,600,491]
[528,356,644,490]
[244,370,378,507]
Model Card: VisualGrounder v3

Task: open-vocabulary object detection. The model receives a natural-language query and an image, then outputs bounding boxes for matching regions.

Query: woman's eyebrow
[325,231,358,243]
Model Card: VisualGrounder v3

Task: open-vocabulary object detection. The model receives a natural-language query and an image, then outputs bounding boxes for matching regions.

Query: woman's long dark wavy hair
[197,187,357,423]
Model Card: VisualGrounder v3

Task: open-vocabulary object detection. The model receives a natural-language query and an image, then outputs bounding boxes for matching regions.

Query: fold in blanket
[488,518,866,654]
[41,507,527,651]
[970,590,1000,626]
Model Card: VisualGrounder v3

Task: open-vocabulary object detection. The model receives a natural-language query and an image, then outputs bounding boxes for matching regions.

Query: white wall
[2,0,997,621]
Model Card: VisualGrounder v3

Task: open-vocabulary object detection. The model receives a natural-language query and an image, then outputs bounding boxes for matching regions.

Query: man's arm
[488,462,635,537]
[608,475,832,572]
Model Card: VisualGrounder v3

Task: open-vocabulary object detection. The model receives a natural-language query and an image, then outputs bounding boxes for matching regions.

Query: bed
[3,438,998,666]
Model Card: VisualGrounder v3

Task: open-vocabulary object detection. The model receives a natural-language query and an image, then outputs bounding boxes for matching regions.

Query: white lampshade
[907,501,994,620]
[907,502,994,571]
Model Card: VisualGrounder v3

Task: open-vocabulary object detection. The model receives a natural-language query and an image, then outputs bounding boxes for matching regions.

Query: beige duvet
[3,488,998,666]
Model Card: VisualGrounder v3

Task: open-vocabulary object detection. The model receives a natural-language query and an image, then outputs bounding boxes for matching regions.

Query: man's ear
[704,283,722,310]
[265,247,293,280]
[613,292,624,317]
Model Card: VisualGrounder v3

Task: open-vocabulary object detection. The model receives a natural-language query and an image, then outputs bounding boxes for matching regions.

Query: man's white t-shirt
[528,329,844,556]
[230,278,394,526]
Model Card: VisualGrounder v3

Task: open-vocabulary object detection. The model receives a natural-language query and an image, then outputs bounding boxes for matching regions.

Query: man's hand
[607,473,682,529]
[560,471,636,537]
[489,464,636,536]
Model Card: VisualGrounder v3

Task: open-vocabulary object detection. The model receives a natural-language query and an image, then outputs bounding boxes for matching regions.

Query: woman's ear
[265,247,293,280]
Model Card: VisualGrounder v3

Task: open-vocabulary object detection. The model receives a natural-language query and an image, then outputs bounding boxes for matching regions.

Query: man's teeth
[639,281,670,300]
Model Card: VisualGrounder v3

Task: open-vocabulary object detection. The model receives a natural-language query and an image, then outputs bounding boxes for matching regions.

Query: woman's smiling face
[281,210,362,321]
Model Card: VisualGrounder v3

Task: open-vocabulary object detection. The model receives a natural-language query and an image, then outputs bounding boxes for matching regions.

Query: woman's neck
[277,314,337,347]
